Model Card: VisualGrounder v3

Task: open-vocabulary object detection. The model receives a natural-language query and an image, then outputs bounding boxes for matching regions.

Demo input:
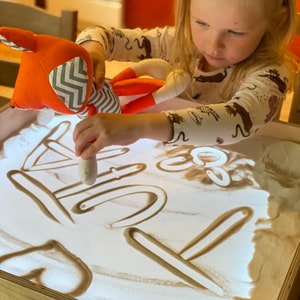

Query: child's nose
[208,31,225,53]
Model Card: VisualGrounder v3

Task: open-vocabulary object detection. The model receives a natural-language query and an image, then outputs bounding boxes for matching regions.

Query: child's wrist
[141,113,173,143]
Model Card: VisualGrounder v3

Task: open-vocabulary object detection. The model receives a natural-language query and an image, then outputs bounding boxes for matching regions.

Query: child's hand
[81,41,106,90]
[73,113,140,159]
[73,113,172,160]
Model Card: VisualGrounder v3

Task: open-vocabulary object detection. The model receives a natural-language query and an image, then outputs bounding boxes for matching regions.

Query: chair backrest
[0,1,78,40]
[0,1,78,88]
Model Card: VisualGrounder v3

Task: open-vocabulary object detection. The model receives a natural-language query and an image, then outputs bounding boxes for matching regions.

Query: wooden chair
[0,1,78,88]
[0,1,77,41]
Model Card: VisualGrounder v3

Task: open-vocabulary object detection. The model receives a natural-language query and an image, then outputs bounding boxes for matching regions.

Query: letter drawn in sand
[125,206,253,296]
[0,240,92,297]
[158,146,231,186]
[73,184,167,228]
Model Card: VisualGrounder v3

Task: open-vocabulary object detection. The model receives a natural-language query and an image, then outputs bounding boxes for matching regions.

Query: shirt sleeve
[164,65,290,146]
[76,26,175,62]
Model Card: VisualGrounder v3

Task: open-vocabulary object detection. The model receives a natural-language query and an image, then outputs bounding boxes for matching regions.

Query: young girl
[73,0,297,160]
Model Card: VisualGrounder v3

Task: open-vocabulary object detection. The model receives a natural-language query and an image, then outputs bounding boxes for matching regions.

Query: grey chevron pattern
[49,57,120,117]
[0,34,32,52]
[49,57,89,113]
[78,81,121,118]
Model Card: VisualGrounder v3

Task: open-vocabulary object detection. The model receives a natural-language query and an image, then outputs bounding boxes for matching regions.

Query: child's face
[190,0,267,71]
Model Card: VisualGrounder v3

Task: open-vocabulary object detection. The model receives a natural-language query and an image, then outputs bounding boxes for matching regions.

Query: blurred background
[7,0,175,31]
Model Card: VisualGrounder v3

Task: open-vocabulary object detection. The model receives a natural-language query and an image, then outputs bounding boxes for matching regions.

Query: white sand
[0,115,299,300]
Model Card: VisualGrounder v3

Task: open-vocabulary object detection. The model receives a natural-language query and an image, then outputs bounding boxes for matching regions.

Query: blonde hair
[171,0,298,99]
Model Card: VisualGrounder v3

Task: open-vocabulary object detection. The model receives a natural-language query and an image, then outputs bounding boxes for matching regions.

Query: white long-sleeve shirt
[76,26,290,146]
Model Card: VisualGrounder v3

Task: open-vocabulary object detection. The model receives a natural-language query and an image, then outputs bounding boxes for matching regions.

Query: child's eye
[196,21,209,28]
[228,30,245,36]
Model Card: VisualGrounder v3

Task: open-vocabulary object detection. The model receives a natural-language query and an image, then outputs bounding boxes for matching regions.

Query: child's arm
[73,64,289,159]
[164,65,289,146]
[76,26,175,63]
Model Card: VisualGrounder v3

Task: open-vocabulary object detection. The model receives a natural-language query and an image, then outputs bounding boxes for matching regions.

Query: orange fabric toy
[0,27,191,117]
[111,58,191,113]
[0,26,120,118]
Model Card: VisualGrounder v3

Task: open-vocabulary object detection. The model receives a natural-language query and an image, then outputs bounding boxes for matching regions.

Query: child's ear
[0,27,35,53]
